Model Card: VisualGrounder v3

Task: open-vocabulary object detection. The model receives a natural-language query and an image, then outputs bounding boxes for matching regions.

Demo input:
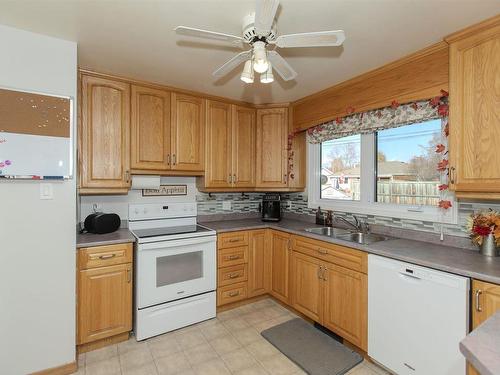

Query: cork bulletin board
[0,87,73,179]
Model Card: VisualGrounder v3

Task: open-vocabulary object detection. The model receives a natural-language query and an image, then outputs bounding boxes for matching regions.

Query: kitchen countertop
[201,218,500,284]
[460,312,500,375]
[76,228,136,248]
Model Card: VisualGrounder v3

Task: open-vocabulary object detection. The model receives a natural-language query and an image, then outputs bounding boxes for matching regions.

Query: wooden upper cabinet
[130,85,171,171]
[270,230,291,304]
[79,75,130,192]
[232,105,256,188]
[447,17,500,198]
[256,108,288,188]
[171,93,205,171]
[205,100,233,187]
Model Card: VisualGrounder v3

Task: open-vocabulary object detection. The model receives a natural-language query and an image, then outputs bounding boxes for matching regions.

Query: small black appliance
[83,212,121,234]
[261,193,281,222]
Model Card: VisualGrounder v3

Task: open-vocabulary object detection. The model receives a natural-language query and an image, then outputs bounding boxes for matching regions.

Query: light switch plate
[40,183,53,200]
[222,201,232,210]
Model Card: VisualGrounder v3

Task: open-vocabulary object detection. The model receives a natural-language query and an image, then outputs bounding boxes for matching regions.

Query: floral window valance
[306,98,445,144]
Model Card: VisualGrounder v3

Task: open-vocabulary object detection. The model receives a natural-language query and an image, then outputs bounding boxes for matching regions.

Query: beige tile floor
[76,298,391,375]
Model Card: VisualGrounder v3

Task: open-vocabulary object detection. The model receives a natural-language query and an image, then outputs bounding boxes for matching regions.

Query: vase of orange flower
[466,210,500,257]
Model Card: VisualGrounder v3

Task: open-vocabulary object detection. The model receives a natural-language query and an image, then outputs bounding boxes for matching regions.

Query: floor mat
[261,318,363,375]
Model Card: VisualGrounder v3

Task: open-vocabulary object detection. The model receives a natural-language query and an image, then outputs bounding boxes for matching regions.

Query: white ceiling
[0,0,499,104]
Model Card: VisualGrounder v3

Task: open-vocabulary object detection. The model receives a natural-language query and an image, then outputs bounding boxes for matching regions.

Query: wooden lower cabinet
[270,231,291,304]
[322,262,367,351]
[77,243,133,346]
[216,229,368,352]
[248,230,271,297]
[468,279,500,375]
[291,251,322,322]
[291,237,368,351]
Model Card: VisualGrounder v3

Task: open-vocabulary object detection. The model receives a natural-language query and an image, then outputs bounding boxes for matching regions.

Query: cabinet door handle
[322,267,328,281]
[172,154,176,165]
[127,268,131,283]
[228,255,240,260]
[99,254,116,260]
[125,170,130,184]
[228,174,232,184]
[228,291,240,297]
[167,154,171,166]
[317,265,323,280]
[283,174,287,183]
[449,166,456,184]
[233,174,237,184]
[287,239,291,250]
[475,289,483,312]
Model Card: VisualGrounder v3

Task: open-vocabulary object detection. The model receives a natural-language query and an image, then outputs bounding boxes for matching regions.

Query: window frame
[308,132,458,224]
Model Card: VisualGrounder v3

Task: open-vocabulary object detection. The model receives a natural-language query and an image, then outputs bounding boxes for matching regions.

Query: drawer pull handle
[228,291,240,297]
[317,248,328,255]
[228,273,240,279]
[99,254,116,260]
[228,239,240,243]
[228,255,240,260]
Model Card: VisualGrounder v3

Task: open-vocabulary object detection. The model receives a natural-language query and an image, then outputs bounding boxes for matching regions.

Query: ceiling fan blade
[267,50,297,81]
[254,0,280,37]
[175,26,244,46]
[212,50,252,78]
[275,30,346,48]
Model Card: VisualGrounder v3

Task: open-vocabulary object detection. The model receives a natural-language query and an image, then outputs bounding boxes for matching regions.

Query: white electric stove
[129,203,216,341]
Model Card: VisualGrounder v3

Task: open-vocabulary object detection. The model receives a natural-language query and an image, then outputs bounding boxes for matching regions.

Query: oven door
[136,235,216,309]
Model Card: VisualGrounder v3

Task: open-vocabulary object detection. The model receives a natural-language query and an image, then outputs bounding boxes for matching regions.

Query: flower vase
[480,233,499,257]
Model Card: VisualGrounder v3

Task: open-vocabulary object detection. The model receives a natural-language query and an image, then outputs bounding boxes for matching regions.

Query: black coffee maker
[261,193,281,222]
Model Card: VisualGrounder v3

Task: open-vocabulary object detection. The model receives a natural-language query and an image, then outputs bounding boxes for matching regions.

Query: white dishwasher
[368,255,469,375]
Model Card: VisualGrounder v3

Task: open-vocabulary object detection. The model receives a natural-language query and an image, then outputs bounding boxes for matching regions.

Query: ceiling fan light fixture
[260,63,274,83]
[252,41,269,73]
[240,60,254,83]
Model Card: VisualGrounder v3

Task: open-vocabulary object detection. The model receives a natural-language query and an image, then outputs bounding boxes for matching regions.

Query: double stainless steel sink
[304,226,388,245]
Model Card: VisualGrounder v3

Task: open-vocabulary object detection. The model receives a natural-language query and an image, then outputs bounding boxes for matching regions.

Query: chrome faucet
[333,214,369,233]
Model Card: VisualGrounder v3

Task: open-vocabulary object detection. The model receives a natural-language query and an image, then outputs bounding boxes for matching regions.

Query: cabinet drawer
[218,231,249,249]
[218,264,248,287]
[79,243,133,270]
[217,282,247,306]
[292,235,367,273]
[218,246,248,268]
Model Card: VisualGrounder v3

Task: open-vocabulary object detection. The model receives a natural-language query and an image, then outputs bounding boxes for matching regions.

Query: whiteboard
[0,87,73,179]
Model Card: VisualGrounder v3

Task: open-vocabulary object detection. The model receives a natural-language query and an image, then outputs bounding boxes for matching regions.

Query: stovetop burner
[132,224,212,239]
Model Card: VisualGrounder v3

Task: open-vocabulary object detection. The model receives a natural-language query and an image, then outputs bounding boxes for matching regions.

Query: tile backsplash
[197,191,500,239]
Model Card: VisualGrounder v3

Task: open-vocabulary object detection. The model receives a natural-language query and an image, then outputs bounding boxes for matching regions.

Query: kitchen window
[309,119,457,223]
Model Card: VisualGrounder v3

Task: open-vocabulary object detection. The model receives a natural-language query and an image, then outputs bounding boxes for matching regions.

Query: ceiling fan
[174,0,345,84]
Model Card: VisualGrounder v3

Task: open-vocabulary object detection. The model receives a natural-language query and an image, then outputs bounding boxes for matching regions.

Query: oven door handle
[138,236,216,250]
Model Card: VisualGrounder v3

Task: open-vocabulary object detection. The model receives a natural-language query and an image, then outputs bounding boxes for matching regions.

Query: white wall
[0,25,77,374]
[79,177,197,222]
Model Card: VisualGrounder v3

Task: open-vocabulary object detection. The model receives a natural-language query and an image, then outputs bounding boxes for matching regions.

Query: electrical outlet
[222,201,232,210]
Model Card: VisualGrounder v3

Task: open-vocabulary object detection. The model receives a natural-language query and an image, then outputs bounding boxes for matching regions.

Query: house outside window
[310,118,457,223]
